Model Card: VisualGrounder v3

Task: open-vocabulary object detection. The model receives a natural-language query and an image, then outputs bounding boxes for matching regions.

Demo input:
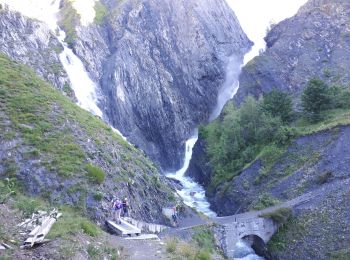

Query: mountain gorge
[0,0,250,258]
[1,0,251,171]
[73,0,251,170]
[188,0,350,258]
[2,0,350,259]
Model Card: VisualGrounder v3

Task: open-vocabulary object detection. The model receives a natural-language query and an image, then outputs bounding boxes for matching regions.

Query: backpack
[114,200,122,209]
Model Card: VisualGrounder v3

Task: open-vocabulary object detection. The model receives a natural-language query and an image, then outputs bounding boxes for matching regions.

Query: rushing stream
[166,54,244,218]
[168,1,309,258]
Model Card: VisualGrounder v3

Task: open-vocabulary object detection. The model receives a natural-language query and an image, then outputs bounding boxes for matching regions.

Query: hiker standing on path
[122,197,129,218]
[172,205,179,227]
[112,198,123,224]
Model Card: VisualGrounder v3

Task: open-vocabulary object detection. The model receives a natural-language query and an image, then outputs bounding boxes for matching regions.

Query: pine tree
[302,78,331,121]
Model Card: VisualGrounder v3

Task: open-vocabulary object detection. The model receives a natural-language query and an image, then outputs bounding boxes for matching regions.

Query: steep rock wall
[71,0,251,170]
[234,0,350,105]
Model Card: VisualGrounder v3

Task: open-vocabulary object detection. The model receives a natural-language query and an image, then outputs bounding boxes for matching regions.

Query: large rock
[71,0,251,171]
[234,0,350,105]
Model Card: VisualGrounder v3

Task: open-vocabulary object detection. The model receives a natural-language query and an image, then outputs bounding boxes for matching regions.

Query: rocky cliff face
[234,0,350,105]
[70,0,251,171]
[188,0,350,197]
[0,0,251,171]
[0,9,72,97]
[186,0,350,257]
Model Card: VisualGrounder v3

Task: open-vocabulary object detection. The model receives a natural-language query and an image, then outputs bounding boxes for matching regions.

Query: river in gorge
[166,1,308,258]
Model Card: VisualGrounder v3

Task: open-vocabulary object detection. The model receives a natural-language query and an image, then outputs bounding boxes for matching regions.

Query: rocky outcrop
[71,0,251,171]
[234,0,350,105]
[0,9,72,96]
[185,136,213,187]
[187,0,350,258]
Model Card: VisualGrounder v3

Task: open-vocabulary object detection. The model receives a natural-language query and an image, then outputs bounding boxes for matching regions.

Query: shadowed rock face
[233,0,350,105]
[72,0,251,171]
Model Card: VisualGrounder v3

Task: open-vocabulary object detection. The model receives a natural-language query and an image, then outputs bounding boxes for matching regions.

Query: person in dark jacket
[122,197,129,218]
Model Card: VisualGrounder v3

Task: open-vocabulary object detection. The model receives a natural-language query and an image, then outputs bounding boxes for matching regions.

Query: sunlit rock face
[72,0,251,170]
[234,0,350,105]
[0,9,70,95]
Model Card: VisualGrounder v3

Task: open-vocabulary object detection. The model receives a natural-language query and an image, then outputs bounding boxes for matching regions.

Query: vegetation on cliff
[59,0,80,46]
[200,79,350,191]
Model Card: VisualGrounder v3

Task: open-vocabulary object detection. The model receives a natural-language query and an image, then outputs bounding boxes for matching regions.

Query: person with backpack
[122,197,129,218]
[171,205,179,227]
[112,198,123,224]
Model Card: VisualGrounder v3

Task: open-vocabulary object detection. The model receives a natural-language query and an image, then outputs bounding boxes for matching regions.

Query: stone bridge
[212,192,315,259]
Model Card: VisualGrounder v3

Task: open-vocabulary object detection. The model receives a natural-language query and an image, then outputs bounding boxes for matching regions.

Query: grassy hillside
[0,53,176,226]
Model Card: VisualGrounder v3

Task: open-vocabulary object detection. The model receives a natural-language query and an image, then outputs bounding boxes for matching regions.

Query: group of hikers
[111,197,129,224]
[111,196,179,227]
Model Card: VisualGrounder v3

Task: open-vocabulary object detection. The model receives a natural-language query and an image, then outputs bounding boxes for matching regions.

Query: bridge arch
[241,234,272,259]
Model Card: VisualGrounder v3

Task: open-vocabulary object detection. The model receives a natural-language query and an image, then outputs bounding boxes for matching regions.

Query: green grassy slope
[0,54,175,223]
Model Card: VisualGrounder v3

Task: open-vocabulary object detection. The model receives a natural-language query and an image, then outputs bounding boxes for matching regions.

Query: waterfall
[1,0,129,138]
[166,130,217,217]
[52,0,103,118]
[209,55,242,121]
[166,54,245,218]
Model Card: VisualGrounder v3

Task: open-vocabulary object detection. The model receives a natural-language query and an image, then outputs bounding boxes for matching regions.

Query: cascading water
[166,54,244,218]
[166,130,216,217]
[50,0,103,118]
[1,0,103,118]
[1,0,129,139]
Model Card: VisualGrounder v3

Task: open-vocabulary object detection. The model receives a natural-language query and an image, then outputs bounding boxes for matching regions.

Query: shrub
[192,228,215,253]
[275,126,297,146]
[329,86,350,109]
[59,0,80,46]
[166,238,178,253]
[93,192,103,201]
[262,89,293,123]
[85,163,105,184]
[178,243,196,259]
[195,250,211,260]
[15,195,44,217]
[94,1,107,25]
[87,244,101,258]
[260,207,292,224]
[252,193,280,210]
[81,220,101,237]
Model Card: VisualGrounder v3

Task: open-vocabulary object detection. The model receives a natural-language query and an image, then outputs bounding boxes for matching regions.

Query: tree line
[201,78,350,190]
